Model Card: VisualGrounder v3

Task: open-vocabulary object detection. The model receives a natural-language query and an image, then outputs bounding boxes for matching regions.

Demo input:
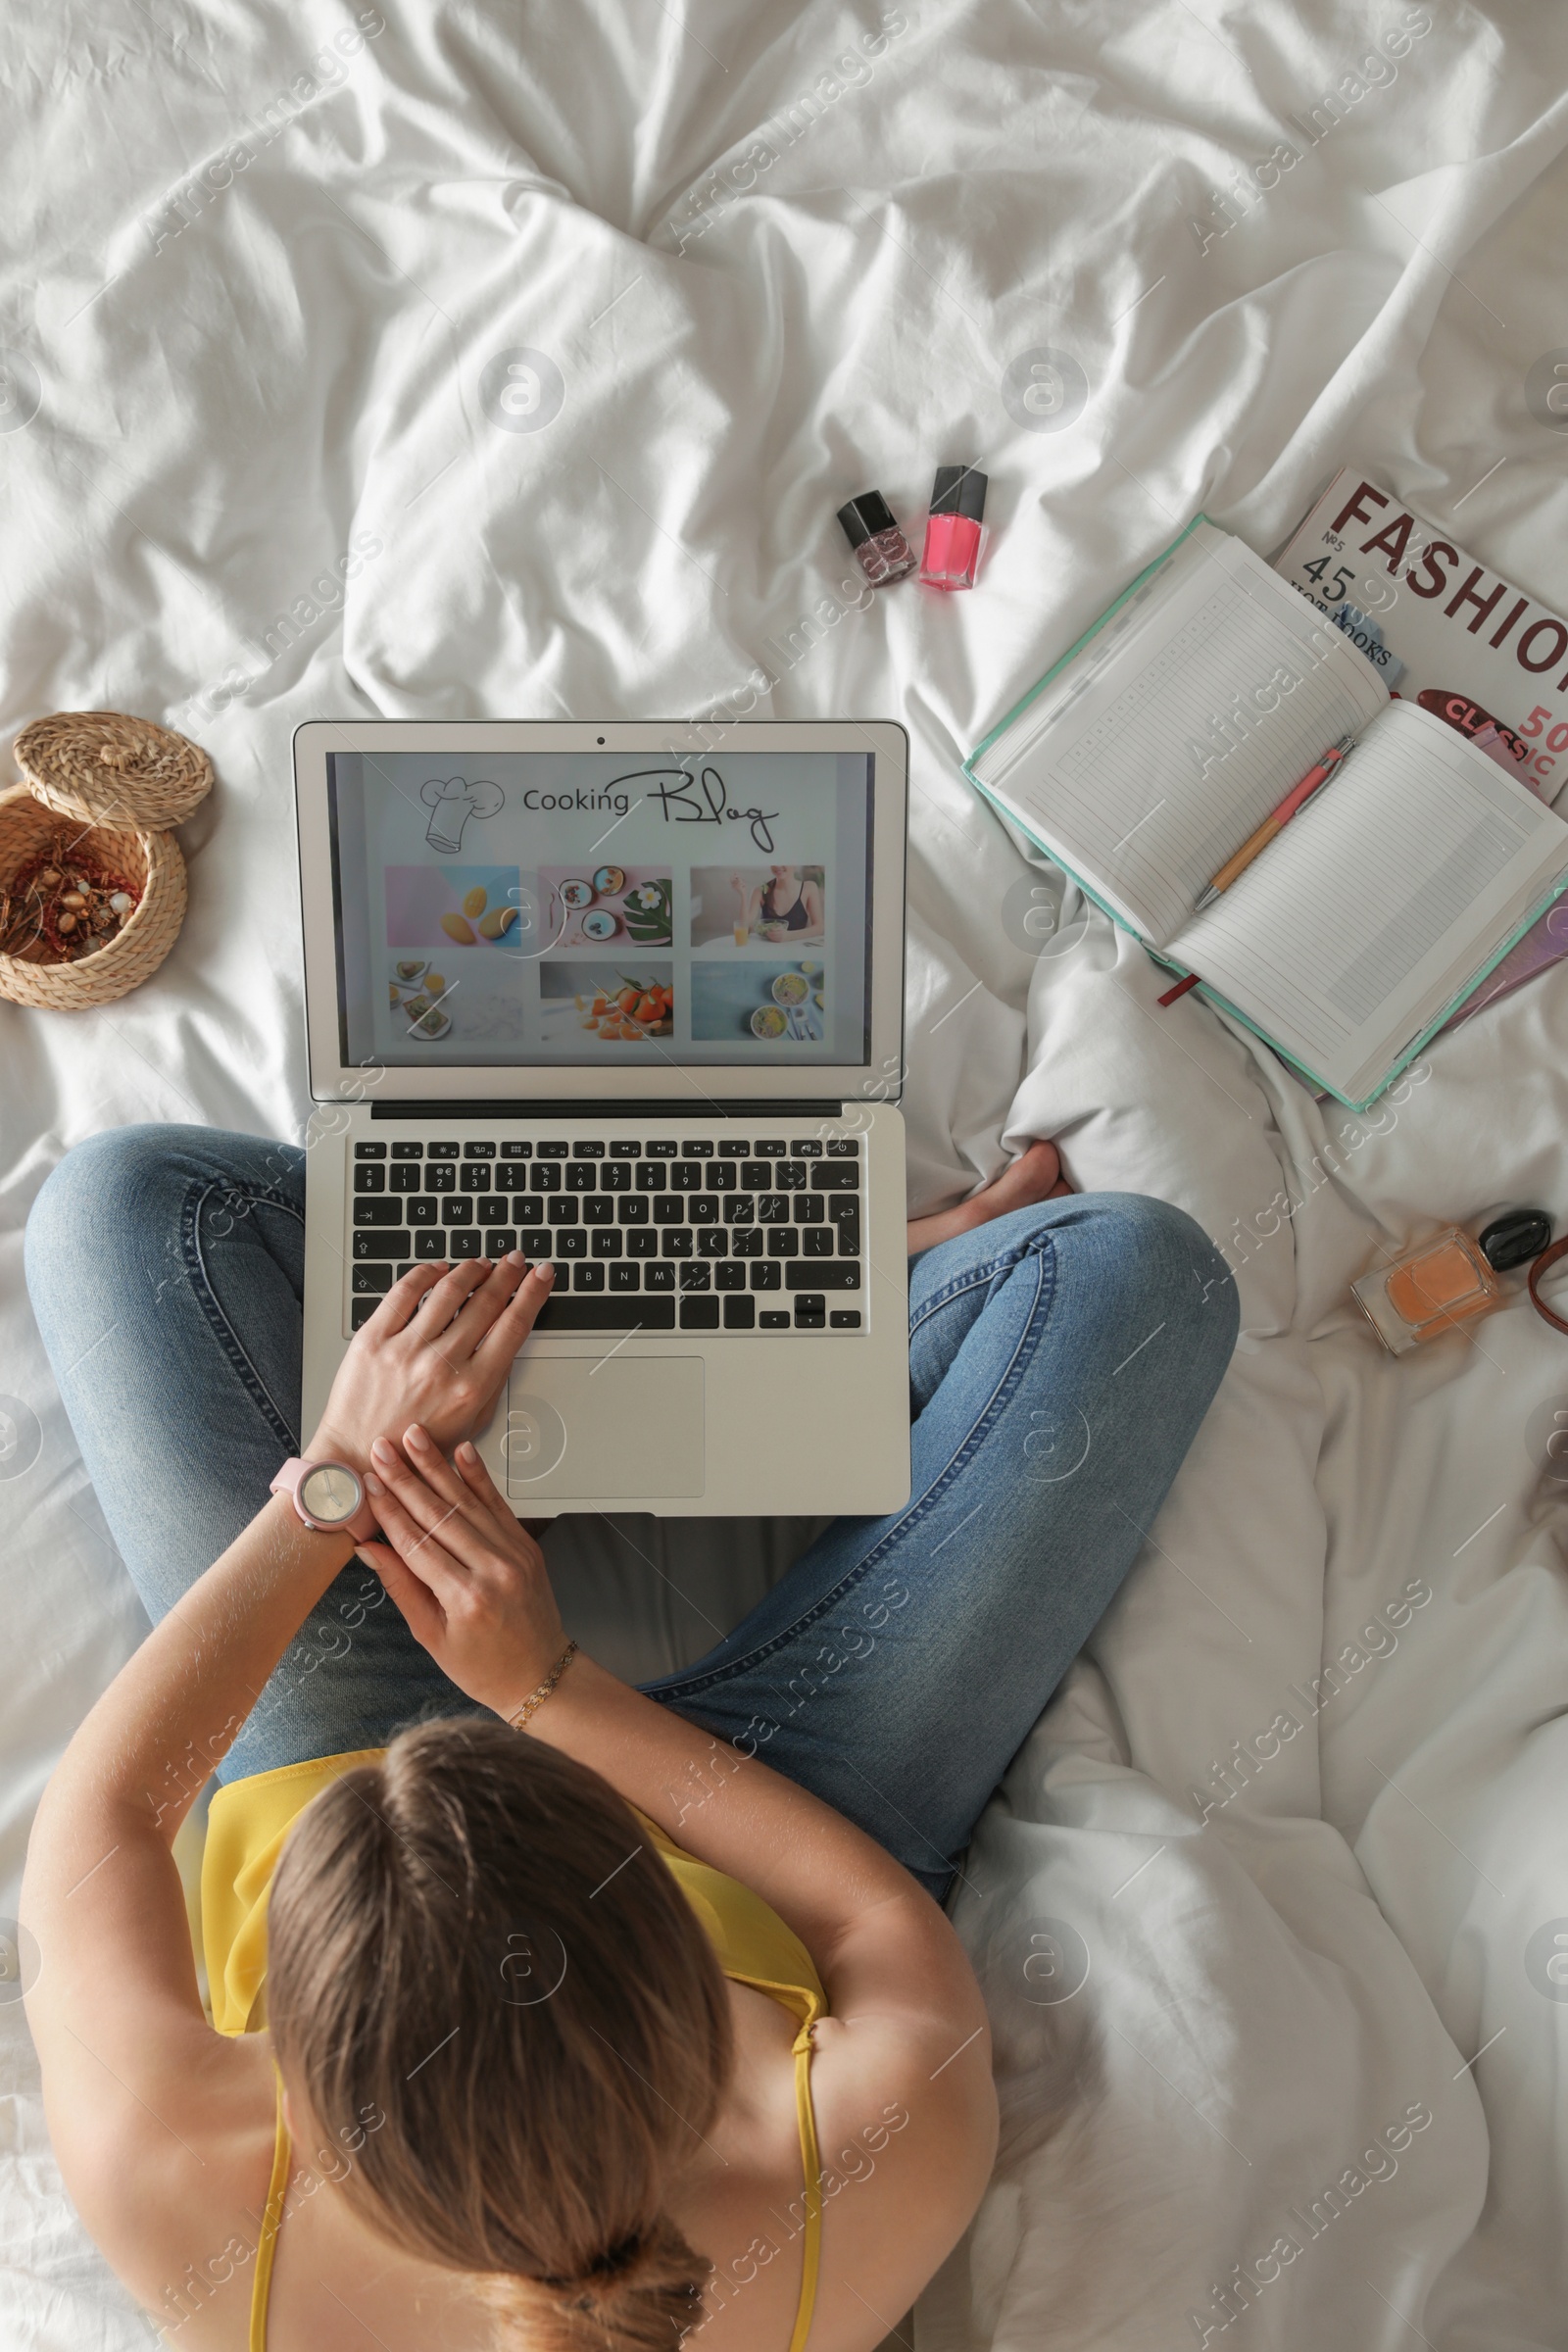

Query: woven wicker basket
[14,709,214,831]
[0,706,211,1010]
[0,786,187,1010]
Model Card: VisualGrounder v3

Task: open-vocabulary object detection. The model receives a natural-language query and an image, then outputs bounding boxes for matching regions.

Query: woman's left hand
[356,1427,568,1718]
[307,1252,555,1475]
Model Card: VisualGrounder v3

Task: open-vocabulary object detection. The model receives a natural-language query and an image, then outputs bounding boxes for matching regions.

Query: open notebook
[964,517,1568,1106]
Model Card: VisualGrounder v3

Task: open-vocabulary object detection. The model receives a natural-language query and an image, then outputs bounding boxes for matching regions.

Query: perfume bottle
[837,489,916,585]
[1352,1226,1504,1354]
[919,465,988,589]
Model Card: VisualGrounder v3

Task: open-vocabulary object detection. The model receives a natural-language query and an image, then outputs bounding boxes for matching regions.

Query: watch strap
[270,1456,310,1510]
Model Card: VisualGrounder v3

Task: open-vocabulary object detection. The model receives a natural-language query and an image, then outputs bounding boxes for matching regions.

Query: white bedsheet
[4,4,1568,2346]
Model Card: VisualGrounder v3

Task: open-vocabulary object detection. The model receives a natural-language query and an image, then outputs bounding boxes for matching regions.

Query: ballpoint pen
[1155,732,1357,1007]
[1192,733,1357,912]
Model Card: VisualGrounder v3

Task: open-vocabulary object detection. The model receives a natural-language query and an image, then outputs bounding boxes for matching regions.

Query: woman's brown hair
[268,1716,735,2349]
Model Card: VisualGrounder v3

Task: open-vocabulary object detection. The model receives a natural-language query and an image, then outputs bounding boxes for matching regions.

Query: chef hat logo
[420,775,504,853]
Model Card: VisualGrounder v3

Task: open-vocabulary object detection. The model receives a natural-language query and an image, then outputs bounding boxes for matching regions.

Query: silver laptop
[293,720,911,1516]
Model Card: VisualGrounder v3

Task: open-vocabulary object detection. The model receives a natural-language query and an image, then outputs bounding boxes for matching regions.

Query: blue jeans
[24,1126,1236,1899]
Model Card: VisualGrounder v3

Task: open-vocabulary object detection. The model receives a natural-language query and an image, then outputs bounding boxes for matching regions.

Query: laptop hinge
[368,1099,849,1122]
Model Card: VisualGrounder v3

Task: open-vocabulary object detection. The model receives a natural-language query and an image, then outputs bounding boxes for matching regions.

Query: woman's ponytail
[473,2211,711,2349]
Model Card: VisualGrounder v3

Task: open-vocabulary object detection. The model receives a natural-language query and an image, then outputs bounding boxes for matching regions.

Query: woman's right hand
[307,1254,554,1476]
[357,1427,570,1720]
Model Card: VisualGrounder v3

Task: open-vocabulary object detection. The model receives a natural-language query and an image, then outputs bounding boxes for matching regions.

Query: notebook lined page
[986,534,1389,945]
[1175,699,1568,1097]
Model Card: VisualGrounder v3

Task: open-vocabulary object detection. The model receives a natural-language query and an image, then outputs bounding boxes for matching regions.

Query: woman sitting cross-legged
[21,1126,1235,2351]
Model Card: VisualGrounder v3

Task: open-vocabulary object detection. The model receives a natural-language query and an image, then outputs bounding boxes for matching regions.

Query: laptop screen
[326,749,874,1069]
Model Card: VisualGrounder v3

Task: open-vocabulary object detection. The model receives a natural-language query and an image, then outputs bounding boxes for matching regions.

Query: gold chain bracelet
[508,1641,579,1732]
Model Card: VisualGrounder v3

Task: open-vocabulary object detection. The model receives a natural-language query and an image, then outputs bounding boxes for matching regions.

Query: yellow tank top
[200,1751,826,2352]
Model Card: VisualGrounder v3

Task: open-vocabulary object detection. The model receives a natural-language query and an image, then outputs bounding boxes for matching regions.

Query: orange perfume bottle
[1352,1227,1503,1354]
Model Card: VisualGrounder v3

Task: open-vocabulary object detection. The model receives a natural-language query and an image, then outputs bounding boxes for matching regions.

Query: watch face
[299,1462,363,1526]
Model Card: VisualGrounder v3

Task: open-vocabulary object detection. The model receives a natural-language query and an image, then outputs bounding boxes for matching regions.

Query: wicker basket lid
[13,710,214,830]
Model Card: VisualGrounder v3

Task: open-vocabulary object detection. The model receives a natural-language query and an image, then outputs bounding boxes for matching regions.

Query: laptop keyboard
[346,1135,864,1335]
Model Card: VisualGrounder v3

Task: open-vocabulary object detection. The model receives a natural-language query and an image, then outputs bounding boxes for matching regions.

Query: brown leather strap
[1529,1234,1568,1334]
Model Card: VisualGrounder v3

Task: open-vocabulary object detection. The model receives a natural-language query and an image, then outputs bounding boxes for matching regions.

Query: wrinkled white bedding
[5,3,1568,2346]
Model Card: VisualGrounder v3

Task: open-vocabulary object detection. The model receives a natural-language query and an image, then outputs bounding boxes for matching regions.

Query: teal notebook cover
[961,518,1568,1113]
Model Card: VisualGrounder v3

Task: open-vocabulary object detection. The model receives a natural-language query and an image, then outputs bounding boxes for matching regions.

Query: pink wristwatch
[270,1456,380,1543]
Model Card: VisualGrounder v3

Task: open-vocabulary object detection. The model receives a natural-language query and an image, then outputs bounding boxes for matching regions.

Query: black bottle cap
[1478,1207,1552,1271]
[837,490,901,549]
[930,464,988,521]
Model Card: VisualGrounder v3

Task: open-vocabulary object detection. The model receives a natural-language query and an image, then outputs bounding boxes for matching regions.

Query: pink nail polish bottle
[919,465,988,589]
[837,490,917,585]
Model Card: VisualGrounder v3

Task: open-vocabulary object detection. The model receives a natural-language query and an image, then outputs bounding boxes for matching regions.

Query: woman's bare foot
[906,1139,1073,1256]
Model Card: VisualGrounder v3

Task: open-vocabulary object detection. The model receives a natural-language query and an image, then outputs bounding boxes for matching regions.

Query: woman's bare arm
[21,1254,553,2196]
[19,1487,357,2262]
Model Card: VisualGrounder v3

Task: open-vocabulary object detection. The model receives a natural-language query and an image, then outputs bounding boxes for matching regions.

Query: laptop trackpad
[504,1357,704,1500]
